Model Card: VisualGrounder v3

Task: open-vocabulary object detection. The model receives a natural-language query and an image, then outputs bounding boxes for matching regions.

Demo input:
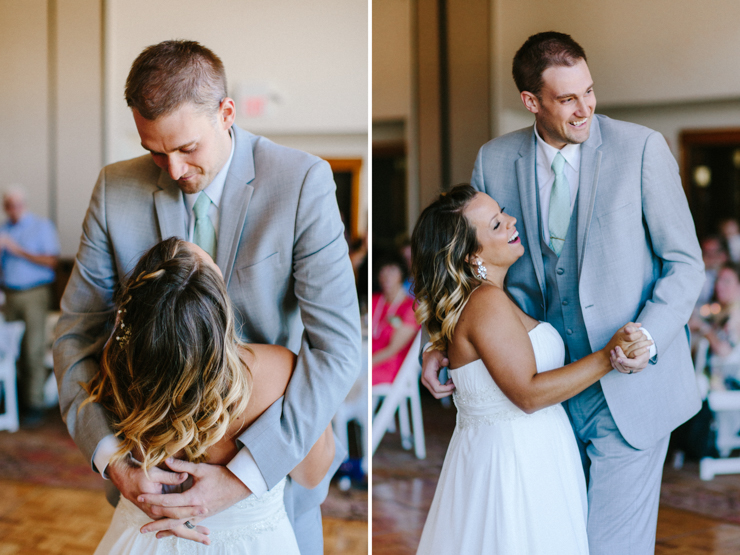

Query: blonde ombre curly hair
[83,237,251,472]
[412,184,482,352]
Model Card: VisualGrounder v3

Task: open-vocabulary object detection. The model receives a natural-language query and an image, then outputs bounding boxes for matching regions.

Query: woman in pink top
[372,255,419,385]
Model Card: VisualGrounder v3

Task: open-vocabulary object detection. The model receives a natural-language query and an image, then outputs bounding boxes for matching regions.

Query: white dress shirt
[93,129,270,497]
[533,124,657,361]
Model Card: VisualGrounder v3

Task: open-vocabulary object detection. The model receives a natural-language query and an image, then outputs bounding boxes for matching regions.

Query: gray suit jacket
[53,125,361,517]
[471,114,704,449]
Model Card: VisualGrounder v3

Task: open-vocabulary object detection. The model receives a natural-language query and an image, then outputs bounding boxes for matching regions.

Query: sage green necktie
[193,193,217,260]
[548,152,570,257]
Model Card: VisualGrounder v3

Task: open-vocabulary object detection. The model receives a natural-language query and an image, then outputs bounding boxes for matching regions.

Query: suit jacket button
[562,300,568,306]
[566,329,573,335]
[557,268,565,275]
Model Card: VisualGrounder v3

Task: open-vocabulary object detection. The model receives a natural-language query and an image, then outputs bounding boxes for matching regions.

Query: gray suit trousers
[566,382,670,555]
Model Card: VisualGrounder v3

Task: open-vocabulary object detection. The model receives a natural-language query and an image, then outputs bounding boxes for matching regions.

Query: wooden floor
[372,394,740,554]
[0,480,367,554]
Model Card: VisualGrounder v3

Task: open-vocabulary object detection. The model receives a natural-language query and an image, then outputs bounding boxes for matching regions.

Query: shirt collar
[184,128,235,212]
[534,123,581,173]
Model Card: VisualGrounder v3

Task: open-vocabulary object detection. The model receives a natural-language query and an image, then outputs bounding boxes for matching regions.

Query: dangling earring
[473,258,487,281]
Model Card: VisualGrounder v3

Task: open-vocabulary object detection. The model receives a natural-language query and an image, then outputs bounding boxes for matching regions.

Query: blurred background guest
[0,186,59,427]
[696,235,729,308]
[720,218,740,264]
[693,263,740,390]
[372,252,419,386]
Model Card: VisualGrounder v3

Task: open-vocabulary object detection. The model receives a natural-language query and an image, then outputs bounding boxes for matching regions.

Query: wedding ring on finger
[184,521,196,529]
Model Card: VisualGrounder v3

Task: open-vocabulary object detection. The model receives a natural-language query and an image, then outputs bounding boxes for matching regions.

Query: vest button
[557,268,565,275]
[562,300,568,306]
[566,329,573,335]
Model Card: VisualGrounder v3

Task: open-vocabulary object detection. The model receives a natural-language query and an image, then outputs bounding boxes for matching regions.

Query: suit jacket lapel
[516,130,546,294]
[217,125,255,287]
[154,173,188,241]
[576,116,603,280]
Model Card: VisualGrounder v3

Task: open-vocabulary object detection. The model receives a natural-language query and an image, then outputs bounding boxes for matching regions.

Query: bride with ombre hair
[83,237,334,554]
[412,184,651,555]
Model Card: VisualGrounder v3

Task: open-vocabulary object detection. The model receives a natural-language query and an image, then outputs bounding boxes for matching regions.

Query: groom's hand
[421,349,455,398]
[107,458,188,519]
[609,324,651,374]
[138,458,251,540]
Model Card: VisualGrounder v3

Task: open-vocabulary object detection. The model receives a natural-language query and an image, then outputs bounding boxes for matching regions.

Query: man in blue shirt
[0,186,60,426]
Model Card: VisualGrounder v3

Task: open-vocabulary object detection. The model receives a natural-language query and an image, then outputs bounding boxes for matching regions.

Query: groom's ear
[521,91,539,114]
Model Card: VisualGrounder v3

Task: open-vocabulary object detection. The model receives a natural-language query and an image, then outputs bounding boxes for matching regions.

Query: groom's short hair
[512,32,587,97]
[125,39,227,120]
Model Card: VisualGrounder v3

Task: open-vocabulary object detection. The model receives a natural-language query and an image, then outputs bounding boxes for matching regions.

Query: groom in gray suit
[53,40,360,553]
[423,32,704,554]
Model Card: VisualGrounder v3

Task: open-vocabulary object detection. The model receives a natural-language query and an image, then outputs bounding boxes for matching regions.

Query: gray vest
[538,193,591,365]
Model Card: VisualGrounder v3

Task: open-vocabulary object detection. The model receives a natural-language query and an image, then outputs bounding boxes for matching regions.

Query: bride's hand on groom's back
[421,349,455,399]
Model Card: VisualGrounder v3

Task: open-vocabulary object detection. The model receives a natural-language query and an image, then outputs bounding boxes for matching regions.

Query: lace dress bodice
[449,323,566,429]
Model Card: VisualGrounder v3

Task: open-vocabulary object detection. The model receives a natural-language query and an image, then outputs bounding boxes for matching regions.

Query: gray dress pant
[566,382,670,555]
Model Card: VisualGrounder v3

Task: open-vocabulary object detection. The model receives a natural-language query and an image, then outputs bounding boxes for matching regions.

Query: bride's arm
[288,424,335,489]
[466,287,649,413]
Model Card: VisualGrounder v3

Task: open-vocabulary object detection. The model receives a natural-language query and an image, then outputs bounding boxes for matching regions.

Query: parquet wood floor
[0,480,367,554]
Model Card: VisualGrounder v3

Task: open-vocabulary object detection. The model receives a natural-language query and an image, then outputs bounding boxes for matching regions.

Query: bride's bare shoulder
[463,284,516,320]
[238,344,296,420]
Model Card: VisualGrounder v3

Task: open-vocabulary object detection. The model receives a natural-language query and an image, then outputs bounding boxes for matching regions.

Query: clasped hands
[607,322,653,375]
[107,457,251,545]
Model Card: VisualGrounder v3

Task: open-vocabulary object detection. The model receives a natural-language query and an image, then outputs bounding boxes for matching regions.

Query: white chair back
[0,320,26,433]
[371,330,426,459]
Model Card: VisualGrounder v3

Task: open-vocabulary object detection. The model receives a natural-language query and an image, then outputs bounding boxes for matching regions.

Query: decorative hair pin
[116,308,131,348]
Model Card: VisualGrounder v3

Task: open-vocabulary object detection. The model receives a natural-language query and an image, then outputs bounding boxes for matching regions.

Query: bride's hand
[421,348,455,399]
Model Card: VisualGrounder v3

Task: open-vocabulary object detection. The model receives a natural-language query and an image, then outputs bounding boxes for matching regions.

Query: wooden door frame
[680,128,740,201]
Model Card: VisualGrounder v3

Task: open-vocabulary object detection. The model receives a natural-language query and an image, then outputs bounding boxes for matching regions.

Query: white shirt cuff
[92,434,121,478]
[226,447,269,497]
[640,327,658,362]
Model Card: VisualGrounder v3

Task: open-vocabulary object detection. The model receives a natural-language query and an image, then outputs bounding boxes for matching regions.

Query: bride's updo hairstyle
[83,237,251,472]
[412,184,481,351]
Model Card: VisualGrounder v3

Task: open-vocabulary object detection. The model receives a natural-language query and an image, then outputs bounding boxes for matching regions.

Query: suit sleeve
[236,160,361,489]
[52,168,117,463]
[635,132,705,356]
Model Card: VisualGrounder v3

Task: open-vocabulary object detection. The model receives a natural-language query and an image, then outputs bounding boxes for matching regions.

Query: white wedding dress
[94,478,299,555]
[416,323,589,555]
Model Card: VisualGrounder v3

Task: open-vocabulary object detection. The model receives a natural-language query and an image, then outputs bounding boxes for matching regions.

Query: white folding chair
[332,337,369,474]
[0,321,26,433]
[372,331,426,459]
[695,338,740,480]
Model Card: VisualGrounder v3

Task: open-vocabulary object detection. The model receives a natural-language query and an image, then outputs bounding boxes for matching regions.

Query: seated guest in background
[396,236,414,297]
[693,263,740,389]
[696,235,729,308]
[372,253,419,385]
[0,186,59,427]
[720,218,740,264]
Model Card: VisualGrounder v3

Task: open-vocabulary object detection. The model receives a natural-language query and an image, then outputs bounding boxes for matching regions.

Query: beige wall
[0,0,103,256]
[105,0,368,234]
[495,0,740,113]
[0,0,51,220]
[0,0,367,256]
[372,0,740,227]
[492,0,740,135]
[373,0,412,121]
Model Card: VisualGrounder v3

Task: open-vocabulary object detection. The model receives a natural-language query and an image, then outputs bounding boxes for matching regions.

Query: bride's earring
[473,258,487,281]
